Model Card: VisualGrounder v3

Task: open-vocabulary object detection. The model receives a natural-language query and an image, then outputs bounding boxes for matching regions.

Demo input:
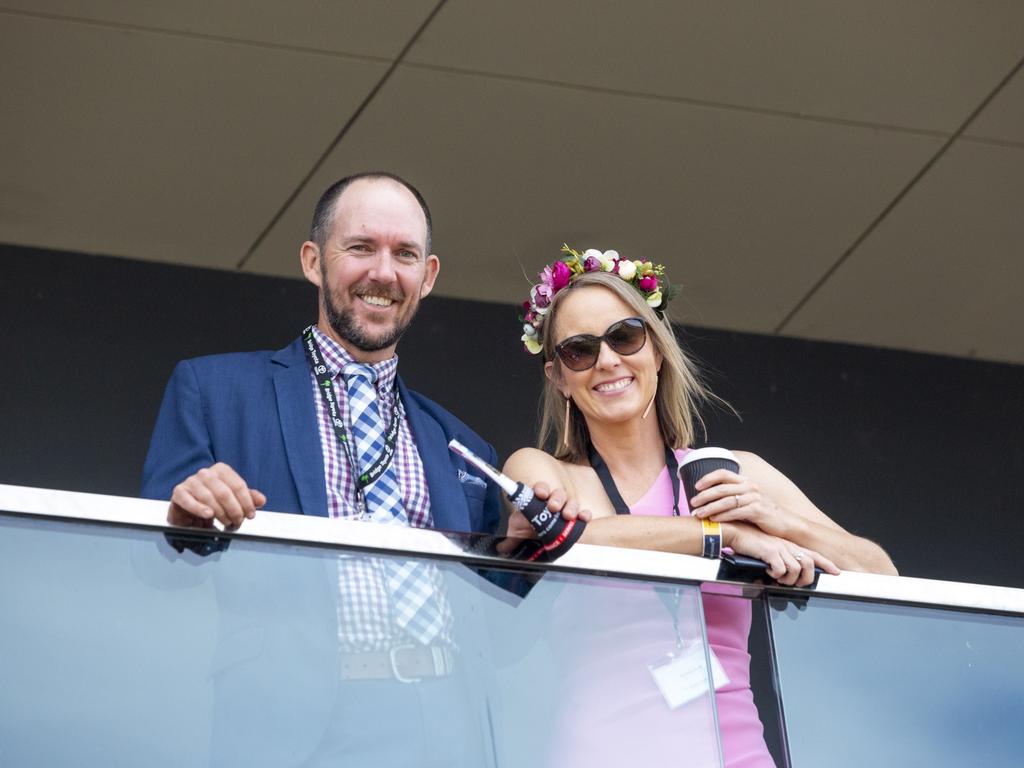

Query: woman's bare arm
[689,451,897,575]
[503,448,838,586]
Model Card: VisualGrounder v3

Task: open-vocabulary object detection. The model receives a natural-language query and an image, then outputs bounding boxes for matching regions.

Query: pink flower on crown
[532,282,553,309]
[583,254,601,272]
[551,260,572,290]
[638,275,658,292]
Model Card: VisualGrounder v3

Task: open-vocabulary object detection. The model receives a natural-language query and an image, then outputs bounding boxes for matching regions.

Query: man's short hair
[309,171,433,255]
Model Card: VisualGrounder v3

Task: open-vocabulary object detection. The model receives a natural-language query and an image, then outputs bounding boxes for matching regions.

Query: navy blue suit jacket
[140,336,501,534]
[137,337,503,766]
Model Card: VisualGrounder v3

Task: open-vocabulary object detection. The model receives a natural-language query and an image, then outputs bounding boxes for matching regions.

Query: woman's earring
[641,395,656,420]
[642,374,659,419]
[563,396,571,449]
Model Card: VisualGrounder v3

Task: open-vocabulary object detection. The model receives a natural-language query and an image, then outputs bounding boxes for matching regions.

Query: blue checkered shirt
[310,327,453,650]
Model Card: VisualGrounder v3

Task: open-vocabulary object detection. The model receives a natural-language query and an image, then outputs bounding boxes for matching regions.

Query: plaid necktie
[342,363,443,644]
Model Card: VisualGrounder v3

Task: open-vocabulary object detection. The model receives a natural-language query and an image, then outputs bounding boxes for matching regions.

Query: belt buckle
[389,644,421,684]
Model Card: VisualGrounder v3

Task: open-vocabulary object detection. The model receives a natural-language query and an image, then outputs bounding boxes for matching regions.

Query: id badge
[648,646,730,710]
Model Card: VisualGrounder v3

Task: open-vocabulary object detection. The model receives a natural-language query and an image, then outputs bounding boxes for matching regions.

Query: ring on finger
[794,553,804,562]
[733,495,742,509]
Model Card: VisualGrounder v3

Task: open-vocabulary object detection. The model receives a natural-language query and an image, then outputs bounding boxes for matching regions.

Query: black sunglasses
[555,317,648,371]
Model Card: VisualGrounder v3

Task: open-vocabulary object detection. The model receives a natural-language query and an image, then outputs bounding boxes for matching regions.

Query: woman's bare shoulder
[503,447,568,485]
[731,450,791,485]
[505,449,616,518]
[731,449,769,472]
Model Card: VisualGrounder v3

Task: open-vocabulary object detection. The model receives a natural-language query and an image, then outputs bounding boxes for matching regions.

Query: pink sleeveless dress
[543,449,775,768]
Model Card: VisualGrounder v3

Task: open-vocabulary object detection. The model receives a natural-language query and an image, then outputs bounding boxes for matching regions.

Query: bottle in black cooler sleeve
[448,440,586,561]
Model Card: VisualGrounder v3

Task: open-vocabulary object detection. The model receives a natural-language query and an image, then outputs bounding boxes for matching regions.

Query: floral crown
[519,244,678,354]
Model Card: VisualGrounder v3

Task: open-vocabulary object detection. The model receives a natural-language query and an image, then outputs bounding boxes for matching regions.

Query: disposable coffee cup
[679,447,740,507]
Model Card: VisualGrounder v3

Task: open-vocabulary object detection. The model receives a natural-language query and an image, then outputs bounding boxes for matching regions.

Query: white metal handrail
[2,482,1021,617]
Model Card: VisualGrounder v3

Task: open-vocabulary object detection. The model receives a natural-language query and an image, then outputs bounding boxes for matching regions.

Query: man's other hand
[168,462,266,529]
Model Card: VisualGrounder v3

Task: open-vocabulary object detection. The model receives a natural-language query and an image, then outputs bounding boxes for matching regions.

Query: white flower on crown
[617,259,637,281]
[583,248,618,272]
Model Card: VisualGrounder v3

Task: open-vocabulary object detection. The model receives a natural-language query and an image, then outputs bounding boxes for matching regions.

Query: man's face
[303,178,439,361]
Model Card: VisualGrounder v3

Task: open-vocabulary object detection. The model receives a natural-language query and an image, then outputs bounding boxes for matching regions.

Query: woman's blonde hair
[537,271,715,463]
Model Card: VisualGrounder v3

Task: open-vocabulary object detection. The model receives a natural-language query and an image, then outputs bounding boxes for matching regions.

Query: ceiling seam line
[0,7,394,63]
[772,51,1024,336]
[236,0,449,270]
[957,135,1024,151]
[5,7,996,142]
[396,61,954,139]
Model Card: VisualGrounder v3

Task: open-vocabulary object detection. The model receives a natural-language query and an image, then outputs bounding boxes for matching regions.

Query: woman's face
[546,287,662,427]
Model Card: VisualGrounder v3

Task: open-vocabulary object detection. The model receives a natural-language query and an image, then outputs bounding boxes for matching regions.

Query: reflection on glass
[0,513,723,767]
[769,597,1024,768]
[700,584,779,768]
[497,576,722,767]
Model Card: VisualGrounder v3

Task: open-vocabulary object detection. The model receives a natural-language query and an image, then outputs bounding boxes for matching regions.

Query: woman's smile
[593,376,635,394]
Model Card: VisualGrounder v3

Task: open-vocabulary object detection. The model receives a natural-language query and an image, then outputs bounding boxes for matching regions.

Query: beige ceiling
[2,2,1023,363]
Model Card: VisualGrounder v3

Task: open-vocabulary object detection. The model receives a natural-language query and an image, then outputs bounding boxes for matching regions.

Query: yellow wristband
[701,519,722,558]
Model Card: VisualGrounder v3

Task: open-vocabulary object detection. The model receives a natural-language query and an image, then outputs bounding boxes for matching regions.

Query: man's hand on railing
[168,462,266,530]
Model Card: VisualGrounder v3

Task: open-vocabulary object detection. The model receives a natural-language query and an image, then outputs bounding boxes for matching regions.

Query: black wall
[3,243,1022,588]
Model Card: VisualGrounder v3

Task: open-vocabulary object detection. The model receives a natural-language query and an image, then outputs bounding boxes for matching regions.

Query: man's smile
[358,294,397,308]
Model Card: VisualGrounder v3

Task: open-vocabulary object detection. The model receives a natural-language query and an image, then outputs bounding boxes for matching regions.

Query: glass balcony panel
[0,511,722,767]
[768,596,1024,767]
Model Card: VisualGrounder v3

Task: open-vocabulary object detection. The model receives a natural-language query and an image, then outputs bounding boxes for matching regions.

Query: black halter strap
[587,443,681,517]
[589,443,686,625]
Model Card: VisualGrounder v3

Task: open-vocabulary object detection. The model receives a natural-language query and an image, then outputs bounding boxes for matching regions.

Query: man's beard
[322,282,417,353]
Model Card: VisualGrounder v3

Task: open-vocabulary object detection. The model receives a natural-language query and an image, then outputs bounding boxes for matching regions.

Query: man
[143,172,503,534]
[140,172,576,767]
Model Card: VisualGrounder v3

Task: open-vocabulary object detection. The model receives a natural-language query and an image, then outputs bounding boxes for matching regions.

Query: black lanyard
[301,326,400,491]
[588,442,686,638]
[587,443,681,517]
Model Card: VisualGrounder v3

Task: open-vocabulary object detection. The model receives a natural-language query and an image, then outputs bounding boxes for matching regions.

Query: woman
[504,247,896,767]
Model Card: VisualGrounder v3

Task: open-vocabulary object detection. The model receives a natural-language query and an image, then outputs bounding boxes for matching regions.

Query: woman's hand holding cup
[683,448,798,540]
[680,447,838,586]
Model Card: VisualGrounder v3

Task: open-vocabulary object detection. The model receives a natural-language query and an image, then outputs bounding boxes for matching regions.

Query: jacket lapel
[397,377,470,532]
[272,339,328,517]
